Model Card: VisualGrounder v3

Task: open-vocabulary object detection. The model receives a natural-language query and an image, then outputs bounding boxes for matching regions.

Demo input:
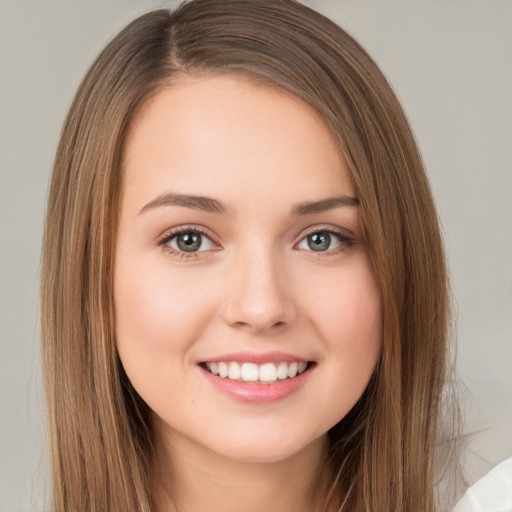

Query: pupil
[308,232,330,251]
[177,233,201,252]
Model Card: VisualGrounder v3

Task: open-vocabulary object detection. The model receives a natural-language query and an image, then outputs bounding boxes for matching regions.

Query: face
[115,75,381,464]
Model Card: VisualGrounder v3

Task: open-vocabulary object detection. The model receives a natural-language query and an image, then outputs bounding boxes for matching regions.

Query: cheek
[302,260,382,407]
[328,285,381,357]
[114,261,215,370]
[337,274,381,367]
[306,261,382,349]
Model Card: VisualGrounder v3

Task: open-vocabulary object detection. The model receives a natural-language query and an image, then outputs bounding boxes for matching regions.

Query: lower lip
[200,366,313,403]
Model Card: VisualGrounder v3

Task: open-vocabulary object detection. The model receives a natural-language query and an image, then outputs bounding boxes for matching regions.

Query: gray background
[1,1,511,510]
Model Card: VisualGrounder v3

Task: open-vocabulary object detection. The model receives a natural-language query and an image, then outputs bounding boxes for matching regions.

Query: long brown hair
[41,1,454,510]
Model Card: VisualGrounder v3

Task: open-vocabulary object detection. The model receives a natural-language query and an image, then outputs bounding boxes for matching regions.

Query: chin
[202,426,326,465]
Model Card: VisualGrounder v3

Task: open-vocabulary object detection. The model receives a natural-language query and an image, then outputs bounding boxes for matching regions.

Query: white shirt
[453,457,512,512]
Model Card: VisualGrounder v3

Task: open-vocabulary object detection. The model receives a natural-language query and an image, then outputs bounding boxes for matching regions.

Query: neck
[152,430,333,512]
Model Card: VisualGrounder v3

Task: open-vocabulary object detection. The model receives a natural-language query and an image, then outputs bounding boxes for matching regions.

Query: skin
[114,75,382,512]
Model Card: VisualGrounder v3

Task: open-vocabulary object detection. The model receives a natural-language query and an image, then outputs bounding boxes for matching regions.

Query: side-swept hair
[41,1,453,510]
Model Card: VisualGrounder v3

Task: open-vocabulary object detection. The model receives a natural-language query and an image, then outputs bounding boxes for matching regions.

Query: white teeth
[204,360,309,382]
[259,363,277,382]
[287,362,298,378]
[241,362,259,381]
[228,362,241,380]
[218,362,228,378]
[276,362,289,380]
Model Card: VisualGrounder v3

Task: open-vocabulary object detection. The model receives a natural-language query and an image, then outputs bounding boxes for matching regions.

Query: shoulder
[453,457,512,512]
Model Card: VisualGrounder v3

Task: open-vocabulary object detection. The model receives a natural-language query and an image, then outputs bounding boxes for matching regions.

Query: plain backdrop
[1,1,511,510]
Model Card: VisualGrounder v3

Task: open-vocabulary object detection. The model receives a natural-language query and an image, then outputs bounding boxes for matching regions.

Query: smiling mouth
[200,361,314,383]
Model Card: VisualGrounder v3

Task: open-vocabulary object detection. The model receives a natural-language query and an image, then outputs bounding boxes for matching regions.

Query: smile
[203,361,309,383]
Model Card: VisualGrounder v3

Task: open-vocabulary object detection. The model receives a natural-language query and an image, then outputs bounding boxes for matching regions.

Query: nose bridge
[222,240,294,332]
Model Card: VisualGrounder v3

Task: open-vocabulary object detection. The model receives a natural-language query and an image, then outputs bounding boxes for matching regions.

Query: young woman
[41,1,457,510]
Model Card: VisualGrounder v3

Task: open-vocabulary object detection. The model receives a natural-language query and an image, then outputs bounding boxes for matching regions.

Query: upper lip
[197,351,312,364]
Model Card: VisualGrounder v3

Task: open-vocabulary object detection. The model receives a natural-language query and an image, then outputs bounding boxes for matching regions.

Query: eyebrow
[139,192,359,216]
[291,195,359,215]
[139,193,231,215]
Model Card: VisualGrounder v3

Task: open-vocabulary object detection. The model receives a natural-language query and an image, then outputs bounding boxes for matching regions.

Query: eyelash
[298,225,355,255]
[157,224,354,260]
[157,226,217,260]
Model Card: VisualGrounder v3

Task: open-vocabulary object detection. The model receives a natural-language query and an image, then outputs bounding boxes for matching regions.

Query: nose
[221,247,297,334]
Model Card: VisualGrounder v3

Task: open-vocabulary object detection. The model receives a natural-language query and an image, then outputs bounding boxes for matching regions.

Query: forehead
[122,74,354,213]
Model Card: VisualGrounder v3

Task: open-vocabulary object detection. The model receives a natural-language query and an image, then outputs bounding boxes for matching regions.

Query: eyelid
[294,224,355,253]
[296,224,355,242]
[155,223,356,260]
[157,224,216,244]
[156,225,221,259]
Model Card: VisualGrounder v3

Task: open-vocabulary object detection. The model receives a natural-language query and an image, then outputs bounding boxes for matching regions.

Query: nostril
[229,319,288,333]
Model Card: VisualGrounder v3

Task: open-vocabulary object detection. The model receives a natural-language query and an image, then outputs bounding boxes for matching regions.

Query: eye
[296,229,352,253]
[159,228,215,254]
